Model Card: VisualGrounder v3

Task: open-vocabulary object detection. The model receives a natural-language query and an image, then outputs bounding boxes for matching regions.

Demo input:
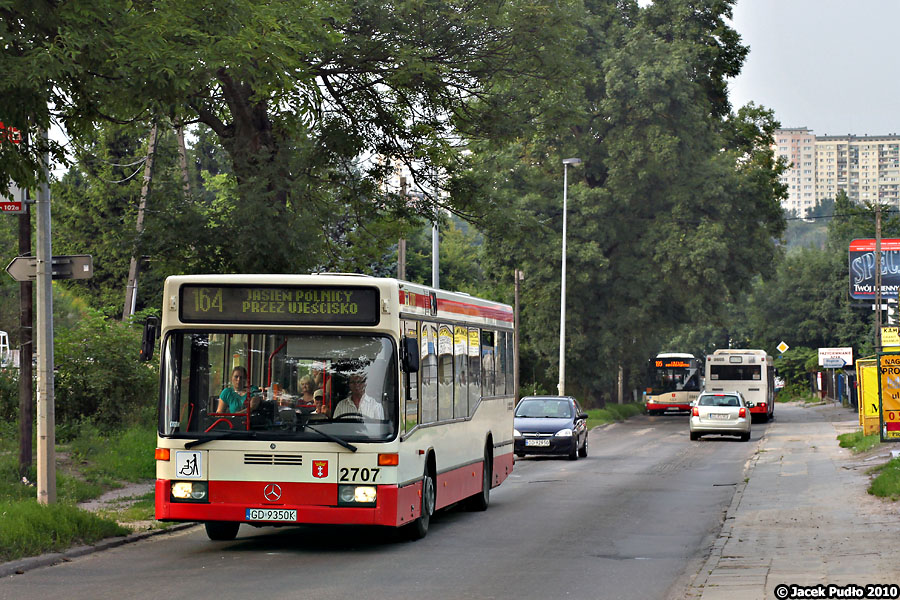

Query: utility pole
[513,269,523,402]
[17,184,33,478]
[35,127,55,504]
[122,124,158,320]
[876,205,883,352]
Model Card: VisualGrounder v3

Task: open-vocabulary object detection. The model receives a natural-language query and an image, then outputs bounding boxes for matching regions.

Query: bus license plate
[525,439,550,447]
[245,508,297,522]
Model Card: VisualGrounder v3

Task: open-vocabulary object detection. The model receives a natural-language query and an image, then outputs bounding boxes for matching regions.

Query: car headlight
[513,428,522,438]
[171,481,208,502]
[555,428,573,437]
[338,485,377,507]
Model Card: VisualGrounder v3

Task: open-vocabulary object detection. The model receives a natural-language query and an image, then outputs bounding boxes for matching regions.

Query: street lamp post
[558,157,582,397]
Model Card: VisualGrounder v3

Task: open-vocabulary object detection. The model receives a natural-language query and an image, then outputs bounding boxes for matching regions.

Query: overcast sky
[727,0,900,137]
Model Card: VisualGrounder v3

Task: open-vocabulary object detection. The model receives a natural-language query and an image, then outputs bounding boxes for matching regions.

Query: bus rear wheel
[205,521,240,541]
[467,445,492,512]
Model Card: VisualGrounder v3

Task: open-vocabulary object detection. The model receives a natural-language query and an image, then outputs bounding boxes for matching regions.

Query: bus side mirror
[139,316,160,362]
[400,337,419,373]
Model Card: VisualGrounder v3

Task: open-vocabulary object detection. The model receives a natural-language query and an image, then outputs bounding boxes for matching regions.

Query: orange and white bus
[147,274,515,541]
[645,353,702,414]
[705,349,775,422]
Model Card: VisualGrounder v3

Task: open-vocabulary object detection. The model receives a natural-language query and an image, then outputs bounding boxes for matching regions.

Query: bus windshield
[647,363,701,394]
[159,332,398,443]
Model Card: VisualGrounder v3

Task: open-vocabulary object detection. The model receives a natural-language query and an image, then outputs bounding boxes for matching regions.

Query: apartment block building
[774,128,900,214]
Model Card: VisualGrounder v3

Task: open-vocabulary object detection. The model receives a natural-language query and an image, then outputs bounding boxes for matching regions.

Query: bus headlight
[338,485,377,507]
[171,481,208,502]
[555,428,573,437]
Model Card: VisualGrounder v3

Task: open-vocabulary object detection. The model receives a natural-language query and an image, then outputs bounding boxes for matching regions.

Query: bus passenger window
[421,323,438,424]
[402,321,420,432]
[438,324,454,421]
[481,330,495,397]
[453,326,468,418]
[468,328,481,416]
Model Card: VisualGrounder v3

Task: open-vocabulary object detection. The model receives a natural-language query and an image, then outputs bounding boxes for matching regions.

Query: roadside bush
[54,310,158,428]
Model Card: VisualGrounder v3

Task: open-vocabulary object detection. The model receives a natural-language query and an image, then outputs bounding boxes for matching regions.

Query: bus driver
[333,372,384,420]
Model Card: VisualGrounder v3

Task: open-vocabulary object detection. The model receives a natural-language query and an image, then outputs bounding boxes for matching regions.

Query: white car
[689,391,751,442]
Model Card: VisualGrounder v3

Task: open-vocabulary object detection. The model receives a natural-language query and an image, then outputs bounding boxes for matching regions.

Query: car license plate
[245,508,297,522]
[710,413,731,420]
[525,439,550,447]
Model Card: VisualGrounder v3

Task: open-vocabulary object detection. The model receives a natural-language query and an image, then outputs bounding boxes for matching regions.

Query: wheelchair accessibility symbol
[175,451,202,478]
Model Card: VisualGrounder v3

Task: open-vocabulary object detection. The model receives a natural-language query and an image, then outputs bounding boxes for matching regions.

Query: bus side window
[481,330,495,397]
[468,328,481,416]
[402,320,420,432]
[421,323,438,424]
[438,324,454,421]
[453,325,467,419]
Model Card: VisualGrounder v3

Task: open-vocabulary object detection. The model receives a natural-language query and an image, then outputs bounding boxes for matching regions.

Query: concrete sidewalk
[686,402,900,599]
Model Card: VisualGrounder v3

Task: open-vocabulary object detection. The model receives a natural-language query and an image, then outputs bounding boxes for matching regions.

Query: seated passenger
[216,366,261,413]
[333,372,384,419]
[298,375,317,408]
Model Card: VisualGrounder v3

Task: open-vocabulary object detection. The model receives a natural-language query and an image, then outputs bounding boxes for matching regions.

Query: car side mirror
[578,412,589,420]
[400,337,419,373]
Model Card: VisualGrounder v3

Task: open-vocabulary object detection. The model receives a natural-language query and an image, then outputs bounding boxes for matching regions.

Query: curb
[0,522,198,578]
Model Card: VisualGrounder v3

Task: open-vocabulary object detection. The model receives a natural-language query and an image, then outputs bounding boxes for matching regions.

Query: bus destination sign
[180,285,380,325]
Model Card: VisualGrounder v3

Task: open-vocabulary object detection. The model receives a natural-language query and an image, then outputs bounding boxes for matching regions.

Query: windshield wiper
[185,429,257,449]
[300,422,357,452]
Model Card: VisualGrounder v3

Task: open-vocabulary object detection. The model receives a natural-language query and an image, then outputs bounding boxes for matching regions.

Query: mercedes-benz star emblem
[263,483,282,502]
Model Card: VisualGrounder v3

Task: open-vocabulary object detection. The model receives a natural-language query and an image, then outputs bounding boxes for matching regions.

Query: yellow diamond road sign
[776,341,789,354]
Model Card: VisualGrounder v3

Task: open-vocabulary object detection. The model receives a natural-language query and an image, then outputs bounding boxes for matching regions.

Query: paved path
[685,402,900,599]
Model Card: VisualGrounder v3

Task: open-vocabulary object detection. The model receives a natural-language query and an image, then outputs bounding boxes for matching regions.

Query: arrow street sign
[822,357,846,369]
[6,255,93,282]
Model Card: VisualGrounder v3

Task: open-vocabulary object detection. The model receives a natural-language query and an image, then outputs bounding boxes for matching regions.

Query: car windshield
[515,399,572,418]
[699,395,740,407]
[159,331,398,442]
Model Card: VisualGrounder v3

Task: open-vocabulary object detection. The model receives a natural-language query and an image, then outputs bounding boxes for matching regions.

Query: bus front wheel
[408,465,435,540]
[205,521,240,541]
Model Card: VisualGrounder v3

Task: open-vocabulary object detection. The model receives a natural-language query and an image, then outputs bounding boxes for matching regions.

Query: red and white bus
[705,349,775,422]
[645,353,702,414]
[147,274,515,540]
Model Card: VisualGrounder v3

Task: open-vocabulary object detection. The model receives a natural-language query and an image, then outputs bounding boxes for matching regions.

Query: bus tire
[408,463,435,540]
[468,444,492,512]
[205,521,240,541]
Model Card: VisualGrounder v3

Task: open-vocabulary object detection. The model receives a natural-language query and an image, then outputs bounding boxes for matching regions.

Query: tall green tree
[1,0,570,277]
[461,0,786,403]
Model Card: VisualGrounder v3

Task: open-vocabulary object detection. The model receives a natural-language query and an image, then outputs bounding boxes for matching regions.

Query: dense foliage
[4,0,882,410]
[53,310,158,427]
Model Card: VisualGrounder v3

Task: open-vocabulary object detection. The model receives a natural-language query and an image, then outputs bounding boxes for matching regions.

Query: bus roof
[656,352,695,359]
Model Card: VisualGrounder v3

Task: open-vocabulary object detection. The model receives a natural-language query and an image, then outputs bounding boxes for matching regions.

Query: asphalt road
[0,413,767,600]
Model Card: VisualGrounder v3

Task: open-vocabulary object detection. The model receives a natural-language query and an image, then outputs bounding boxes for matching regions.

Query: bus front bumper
[155,479,423,528]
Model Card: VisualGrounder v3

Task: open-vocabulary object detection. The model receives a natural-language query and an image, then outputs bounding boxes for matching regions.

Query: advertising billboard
[848,239,900,299]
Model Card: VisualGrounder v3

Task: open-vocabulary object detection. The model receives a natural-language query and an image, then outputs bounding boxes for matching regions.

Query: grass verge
[868,458,900,500]
[0,501,129,562]
[0,419,157,563]
[837,430,882,454]
[587,403,644,430]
